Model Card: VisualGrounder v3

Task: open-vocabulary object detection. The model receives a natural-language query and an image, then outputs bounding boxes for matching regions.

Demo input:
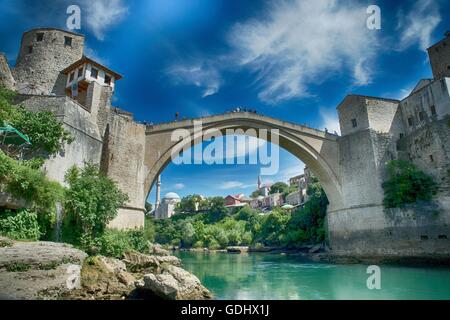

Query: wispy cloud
[219,181,254,190]
[166,60,222,98]
[81,0,128,41]
[397,0,441,51]
[174,183,185,190]
[227,0,378,104]
[319,108,341,135]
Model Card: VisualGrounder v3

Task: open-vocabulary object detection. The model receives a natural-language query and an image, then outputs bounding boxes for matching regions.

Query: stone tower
[12,28,85,95]
[427,31,450,80]
[155,175,161,210]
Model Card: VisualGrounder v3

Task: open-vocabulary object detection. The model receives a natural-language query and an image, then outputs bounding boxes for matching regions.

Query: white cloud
[81,0,128,41]
[397,0,441,51]
[320,108,341,135]
[83,45,108,64]
[166,61,222,98]
[228,0,378,104]
[219,181,253,190]
[174,183,185,190]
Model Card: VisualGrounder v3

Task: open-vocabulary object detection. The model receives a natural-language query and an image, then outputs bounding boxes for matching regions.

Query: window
[408,117,414,127]
[104,74,112,85]
[419,111,425,121]
[91,68,98,79]
[64,36,72,47]
[36,33,44,42]
[69,72,75,82]
[399,133,404,139]
[430,105,437,116]
[27,45,33,54]
[429,155,434,162]
[351,118,357,128]
[77,67,84,78]
[447,65,450,70]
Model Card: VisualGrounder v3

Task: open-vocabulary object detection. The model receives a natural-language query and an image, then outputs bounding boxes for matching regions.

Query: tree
[176,194,208,213]
[382,160,437,208]
[208,196,228,222]
[63,163,129,250]
[0,87,73,158]
[269,182,289,195]
[251,189,262,198]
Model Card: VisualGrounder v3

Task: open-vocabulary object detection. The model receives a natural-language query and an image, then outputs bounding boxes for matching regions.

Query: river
[175,251,450,300]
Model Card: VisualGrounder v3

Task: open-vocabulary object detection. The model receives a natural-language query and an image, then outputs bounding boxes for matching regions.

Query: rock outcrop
[0,239,212,300]
[0,239,87,299]
[135,264,212,300]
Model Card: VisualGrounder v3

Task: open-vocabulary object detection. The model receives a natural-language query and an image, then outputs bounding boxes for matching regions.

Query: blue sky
[0,0,448,203]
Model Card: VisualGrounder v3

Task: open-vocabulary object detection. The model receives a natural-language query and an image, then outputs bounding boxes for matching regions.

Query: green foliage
[0,209,42,240]
[143,216,156,243]
[269,182,289,195]
[153,181,329,250]
[6,262,32,272]
[0,87,73,156]
[382,160,438,208]
[254,208,290,246]
[63,163,129,250]
[0,150,63,237]
[96,229,149,258]
[175,194,209,214]
[207,196,228,223]
[283,181,329,246]
[251,189,263,198]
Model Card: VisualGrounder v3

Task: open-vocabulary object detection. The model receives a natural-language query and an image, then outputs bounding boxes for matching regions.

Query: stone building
[0,28,146,229]
[154,192,180,219]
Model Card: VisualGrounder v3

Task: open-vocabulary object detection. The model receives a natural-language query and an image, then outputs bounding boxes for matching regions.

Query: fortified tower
[12,28,84,95]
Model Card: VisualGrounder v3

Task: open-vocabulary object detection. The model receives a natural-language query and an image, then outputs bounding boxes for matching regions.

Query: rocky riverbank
[0,237,212,300]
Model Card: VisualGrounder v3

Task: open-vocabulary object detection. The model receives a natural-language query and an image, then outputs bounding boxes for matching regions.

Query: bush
[96,229,132,258]
[95,229,149,258]
[0,87,73,157]
[382,160,438,208]
[0,209,41,240]
[63,163,128,250]
[208,239,221,250]
[0,150,63,238]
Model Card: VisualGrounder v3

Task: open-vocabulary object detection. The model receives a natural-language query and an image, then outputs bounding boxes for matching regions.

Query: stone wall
[0,53,15,90]
[328,201,450,257]
[12,29,84,95]
[15,94,103,184]
[427,34,450,80]
[101,112,147,229]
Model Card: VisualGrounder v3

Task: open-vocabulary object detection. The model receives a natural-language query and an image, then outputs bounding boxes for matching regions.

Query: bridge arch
[143,112,343,213]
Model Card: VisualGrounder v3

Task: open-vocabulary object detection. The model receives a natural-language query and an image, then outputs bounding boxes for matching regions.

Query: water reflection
[175,252,450,300]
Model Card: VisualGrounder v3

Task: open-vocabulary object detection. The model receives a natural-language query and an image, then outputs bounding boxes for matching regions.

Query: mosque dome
[163,192,180,200]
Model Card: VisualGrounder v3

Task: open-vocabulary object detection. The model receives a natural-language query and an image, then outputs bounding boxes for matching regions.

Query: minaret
[155,175,161,210]
[257,175,262,189]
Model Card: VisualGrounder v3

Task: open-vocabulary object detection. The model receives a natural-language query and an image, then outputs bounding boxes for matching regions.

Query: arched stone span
[143,112,343,213]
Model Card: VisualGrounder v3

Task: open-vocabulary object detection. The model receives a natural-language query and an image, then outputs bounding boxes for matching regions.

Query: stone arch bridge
[98,110,389,254]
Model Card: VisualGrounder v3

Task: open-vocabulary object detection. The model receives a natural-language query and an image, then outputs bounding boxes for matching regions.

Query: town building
[224,194,250,208]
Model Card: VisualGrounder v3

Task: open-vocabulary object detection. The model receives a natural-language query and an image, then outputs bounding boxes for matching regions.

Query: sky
[0,0,448,203]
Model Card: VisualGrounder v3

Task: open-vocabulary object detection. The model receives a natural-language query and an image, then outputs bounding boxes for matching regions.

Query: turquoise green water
[175,251,450,300]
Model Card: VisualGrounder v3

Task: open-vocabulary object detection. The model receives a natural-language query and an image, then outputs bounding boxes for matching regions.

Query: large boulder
[0,239,87,300]
[123,251,181,273]
[136,264,212,300]
[148,242,171,256]
[65,256,136,300]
